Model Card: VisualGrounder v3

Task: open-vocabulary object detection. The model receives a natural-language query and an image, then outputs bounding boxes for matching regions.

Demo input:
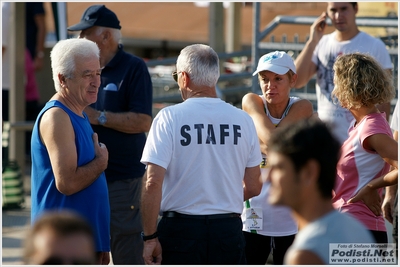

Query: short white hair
[176,44,219,87]
[50,38,100,92]
[95,26,122,43]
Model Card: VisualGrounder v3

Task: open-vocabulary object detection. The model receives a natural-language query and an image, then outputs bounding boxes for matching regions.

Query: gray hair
[95,26,122,43]
[176,44,219,87]
[50,38,100,92]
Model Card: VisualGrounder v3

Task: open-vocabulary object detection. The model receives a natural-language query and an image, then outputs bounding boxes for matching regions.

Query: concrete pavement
[1,161,115,265]
[2,159,31,266]
[2,198,31,265]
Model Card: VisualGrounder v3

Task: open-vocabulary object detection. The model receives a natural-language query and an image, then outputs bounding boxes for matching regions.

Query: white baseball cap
[252,51,297,76]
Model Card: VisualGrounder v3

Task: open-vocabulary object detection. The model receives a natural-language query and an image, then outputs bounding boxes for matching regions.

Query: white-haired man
[67,5,153,264]
[31,38,110,265]
[140,44,262,264]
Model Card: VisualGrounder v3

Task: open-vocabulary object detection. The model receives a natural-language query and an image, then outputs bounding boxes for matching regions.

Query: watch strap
[141,231,158,241]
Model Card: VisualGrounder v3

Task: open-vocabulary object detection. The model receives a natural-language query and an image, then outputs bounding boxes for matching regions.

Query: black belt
[163,211,240,220]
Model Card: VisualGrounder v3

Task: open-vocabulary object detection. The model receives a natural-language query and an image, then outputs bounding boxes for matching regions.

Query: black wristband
[141,231,158,241]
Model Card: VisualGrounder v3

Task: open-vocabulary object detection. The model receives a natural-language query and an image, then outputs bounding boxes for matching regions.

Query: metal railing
[147,14,398,112]
[6,15,399,166]
[147,50,254,105]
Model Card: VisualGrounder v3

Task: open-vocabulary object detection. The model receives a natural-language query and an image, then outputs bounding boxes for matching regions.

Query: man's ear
[181,71,189,88]
[300,159,320,186]
[102,30,110,42]
[58,73,67,85]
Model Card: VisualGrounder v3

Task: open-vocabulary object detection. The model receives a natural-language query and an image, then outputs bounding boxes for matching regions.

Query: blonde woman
[331,52,398,243]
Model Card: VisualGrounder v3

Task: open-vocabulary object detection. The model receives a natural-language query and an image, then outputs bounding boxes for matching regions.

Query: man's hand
[92,133,108,171]
[143,239,162,265]
[309,12,327,44]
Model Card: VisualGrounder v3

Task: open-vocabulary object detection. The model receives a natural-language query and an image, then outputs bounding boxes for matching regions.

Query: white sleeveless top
[241,96,299,236]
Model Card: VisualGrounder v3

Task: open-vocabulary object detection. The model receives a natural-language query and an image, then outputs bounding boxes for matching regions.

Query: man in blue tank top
[30,38,110,265]
[67,5,153,264]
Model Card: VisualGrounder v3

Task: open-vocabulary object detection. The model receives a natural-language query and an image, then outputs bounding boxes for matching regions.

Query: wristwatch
[98,111,107,125]
[141,231,158,241]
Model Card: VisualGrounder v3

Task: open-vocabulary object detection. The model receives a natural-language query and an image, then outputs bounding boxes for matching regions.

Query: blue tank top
[31,100,110,252]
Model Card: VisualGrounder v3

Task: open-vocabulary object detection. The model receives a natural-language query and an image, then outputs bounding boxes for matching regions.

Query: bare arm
[277,99,314,128]
[382,129,398,223]
[33,13,46,71]
[382,184,397,223]
[348,133,398,215]
[40,108,108,196]
[141,163,164,265]
[366,133,398,176]
[348,170,398,216]
[286,249,325,265]
[243,165,262,201]
[242,93,275,154]
[294,12,327,89]
[242,94,314,154]
[84,106,152,134]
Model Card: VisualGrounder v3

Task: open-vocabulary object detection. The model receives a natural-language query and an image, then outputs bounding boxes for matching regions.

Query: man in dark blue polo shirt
[67,5,153,264]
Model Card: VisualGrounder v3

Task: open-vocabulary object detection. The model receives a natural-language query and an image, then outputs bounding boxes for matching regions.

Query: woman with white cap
[241,51,314,264]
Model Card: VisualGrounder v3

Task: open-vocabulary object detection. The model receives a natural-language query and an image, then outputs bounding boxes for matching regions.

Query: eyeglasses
[172,71,182,82]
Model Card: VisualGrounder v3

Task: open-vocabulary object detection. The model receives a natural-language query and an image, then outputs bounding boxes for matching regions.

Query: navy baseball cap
[67,5,121,31]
